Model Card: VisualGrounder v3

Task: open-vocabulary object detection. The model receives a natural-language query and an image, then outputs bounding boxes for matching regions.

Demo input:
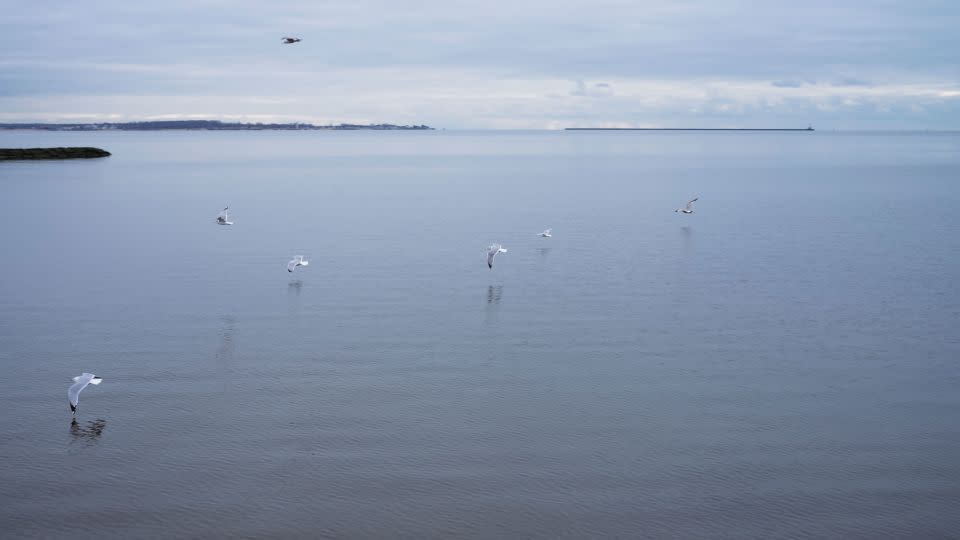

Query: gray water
[1,130,958,539]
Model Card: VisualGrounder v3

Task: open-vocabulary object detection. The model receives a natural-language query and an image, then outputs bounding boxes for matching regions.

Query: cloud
[771,80,806,88]
[1,0,958,127]
[569,80,614,97]
[831,76,872,87]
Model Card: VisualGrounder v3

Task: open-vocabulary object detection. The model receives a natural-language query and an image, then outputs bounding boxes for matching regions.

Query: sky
[1,0,959,129]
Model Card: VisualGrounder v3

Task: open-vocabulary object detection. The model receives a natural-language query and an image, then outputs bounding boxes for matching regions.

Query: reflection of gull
[216,315,236,366]
[485,244,508,269]
[216,206,233,225]
[487,285,503,304]
[68,373,103,416]
[538,228,552,238]
[287,255,309,273]
[675,197,698,214]
[288,280,303,295]
[70,419,107,444]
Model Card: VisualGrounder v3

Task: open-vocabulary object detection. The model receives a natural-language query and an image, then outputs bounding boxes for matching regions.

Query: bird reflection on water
[487,285,503,304]
[288,280,303,296]
[69,419,107,445]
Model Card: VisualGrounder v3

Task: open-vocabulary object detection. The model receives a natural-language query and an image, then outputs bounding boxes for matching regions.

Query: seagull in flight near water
[538,228,552,238]
[287,255,309,272]
[282,37,302,44]
[68,373,103,416]
[216,207,233,225]
[486,244,507,269]
[676,197,698,214]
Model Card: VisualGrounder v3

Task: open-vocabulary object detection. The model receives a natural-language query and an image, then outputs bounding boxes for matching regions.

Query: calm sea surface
[1,130,958,538]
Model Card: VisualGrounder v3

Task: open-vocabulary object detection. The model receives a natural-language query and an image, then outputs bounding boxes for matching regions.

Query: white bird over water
[538,228,552,238]
[486,244,508,269]
[68,373,103,416]
[675,197,698,214]
[216,206,233,225]
[287,255,309,272]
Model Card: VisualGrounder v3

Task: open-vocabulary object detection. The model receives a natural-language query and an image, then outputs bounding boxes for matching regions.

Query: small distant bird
[486,244,507,269]
[287,255,309,272]
[676,197,698,214]
[216,206,233,225]
[282,37,301,44]
[68,373,103,416]
[538,228,552,238]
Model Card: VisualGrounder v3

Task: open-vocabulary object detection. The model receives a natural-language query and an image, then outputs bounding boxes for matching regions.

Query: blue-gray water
[1,130,959,538]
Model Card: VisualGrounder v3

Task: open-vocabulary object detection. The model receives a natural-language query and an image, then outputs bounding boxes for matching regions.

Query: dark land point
[0,147,111,160]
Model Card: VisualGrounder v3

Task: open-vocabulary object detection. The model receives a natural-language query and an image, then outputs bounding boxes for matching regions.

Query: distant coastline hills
[0,120,433,131]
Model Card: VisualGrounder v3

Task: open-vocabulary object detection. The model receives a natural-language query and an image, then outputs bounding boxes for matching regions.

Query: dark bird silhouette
[282,37,302,44]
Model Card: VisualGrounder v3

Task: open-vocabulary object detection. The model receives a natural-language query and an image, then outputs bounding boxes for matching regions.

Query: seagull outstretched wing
[68,373,102,414]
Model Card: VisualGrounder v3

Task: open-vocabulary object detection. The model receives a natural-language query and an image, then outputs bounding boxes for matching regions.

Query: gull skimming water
[216,207,233,225]
[486,244,507,269]
[287,255,309,272]
[68,373,103,417]
[675,197,698,214]
[538,228,552,238]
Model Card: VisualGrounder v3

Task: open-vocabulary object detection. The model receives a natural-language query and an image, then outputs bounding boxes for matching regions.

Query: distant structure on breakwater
[566,126,815,132]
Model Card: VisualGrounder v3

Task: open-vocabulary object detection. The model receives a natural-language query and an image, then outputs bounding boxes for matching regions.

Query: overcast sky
[2,0,958,128]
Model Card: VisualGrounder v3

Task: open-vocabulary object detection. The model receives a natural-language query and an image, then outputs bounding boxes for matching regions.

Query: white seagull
[675,197,698,214]
[287,255,309,272]
[68,373,103,416]
[538,228,552,238]
[216,206,233,225]
[486,244,508,269]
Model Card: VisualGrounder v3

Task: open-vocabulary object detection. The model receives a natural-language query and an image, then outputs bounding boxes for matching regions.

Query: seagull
[486,244,507,269]
[216,206,233,225]
[282,37,302,44]
[287,255,309,272]
[675,197,698,214]
[538,228,552,238]
[68,373,103,416]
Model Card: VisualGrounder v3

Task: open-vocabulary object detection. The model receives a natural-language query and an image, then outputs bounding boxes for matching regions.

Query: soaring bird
[287,255,309,272]
[216,206,233,225]
[538,228,552,238]
[68,373,103,416]
[486,244,508,269]
[676,197,698,214]
[282,37,302,44]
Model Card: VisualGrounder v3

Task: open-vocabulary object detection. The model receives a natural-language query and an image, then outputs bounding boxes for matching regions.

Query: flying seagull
[676,197,698,214]
[538,228,552,238]
[287,255,309,272]
[68,373,103,416]
[282,37,302,44]
[216,206,233,225]
[486,244,508,269]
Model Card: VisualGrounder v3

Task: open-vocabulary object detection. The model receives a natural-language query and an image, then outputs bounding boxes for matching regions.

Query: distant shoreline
[566,127,815,132]
[0,120,433,132]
